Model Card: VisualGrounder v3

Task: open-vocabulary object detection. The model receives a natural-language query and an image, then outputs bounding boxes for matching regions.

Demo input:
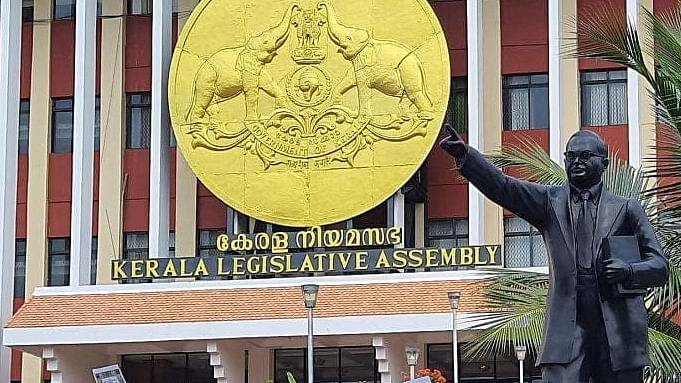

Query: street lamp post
[302,284,319,383]
[405,346,420,380]
[515,345,527,383]
[448,292,461,383]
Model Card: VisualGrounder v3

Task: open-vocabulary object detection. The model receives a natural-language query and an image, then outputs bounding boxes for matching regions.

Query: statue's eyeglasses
[564,150,607,162]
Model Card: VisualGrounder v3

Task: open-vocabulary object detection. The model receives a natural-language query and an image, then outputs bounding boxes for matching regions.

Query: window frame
[444,77,468,133]
[273,346,377,383]
[22,0,34,22]
[503,216,546,268]
[48,238,70,287]
[126,92,152,149]
[427,218,469,248]
[53,0,76,20]
[580,69,628,127]
[14,239,26,298]
[502,73,549,131]
[51,97,74,153]
[427,342,542,383]
[19,99,30,154]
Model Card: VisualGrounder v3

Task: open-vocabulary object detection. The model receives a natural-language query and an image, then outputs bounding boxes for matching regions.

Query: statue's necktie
[576,190,594,270]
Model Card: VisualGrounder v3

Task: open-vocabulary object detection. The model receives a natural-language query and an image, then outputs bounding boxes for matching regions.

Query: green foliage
[286,372,297,383]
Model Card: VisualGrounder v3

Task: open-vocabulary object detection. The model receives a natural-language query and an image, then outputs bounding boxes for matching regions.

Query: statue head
[564,130,609,189]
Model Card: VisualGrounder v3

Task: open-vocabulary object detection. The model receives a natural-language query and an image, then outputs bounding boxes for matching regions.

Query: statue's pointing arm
[439,125,549,230]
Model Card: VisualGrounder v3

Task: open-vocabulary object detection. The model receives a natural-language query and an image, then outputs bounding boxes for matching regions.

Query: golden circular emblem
[170,0,450,226]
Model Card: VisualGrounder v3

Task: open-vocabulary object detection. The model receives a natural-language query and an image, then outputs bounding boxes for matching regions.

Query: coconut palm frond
[645,8,681,135]
[643,128,681,205]
[487,139,566,185]
[566,5,654,84]
[647,327,681,382]
[463,273,548,360]
[646,233,681,317]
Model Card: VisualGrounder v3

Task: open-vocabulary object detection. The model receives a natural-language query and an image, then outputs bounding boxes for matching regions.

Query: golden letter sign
[170,0,450,226]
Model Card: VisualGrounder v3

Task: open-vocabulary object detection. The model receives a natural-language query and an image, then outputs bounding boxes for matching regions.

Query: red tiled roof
[7,280,491,328]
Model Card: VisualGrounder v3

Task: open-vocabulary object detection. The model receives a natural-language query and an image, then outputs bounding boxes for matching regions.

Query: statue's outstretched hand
[439,124,468,159]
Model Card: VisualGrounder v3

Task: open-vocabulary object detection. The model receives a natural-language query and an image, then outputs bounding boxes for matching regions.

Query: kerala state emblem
[170,0,450,226]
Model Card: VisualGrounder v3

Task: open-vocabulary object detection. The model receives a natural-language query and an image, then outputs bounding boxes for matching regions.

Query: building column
[627,0,655,168]
[246,346,269,383]
[69,0,98,286]
[207,341,245,383]
[467,0,503,245]
[43,347,115,383]
[175,0,199,260]
[24,0,53,380]
[372,336,390,383]
[388,192,405,248]
[549,0,580,162]
[381,334,421,383]
[0,0,22,380]
[149,0,173,259]
[97,0,126,284]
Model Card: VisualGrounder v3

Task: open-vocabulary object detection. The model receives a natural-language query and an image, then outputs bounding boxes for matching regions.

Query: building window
[51,97,100,153]
[127,0,179,15]
[122,232,149,283]
[22,0,34,22]
[169,231,176,257]
[126,93,152,149]
[53,0,101,19]
[121,353,214,382]
[274,347,377,383]
[95,96,101,151]
[427,343,541,383]
[48,238,70,286]
[128,0,151,15]
[197,230,222,257]
[428,219,468,247]
[445,77,467,133]
[503,74,549,131]
[52,98,73,153]
[581,70,628,127]
[14,240,26,298]
[53,0,76,19]
[19,100,29,154]
[504,216,547,268]
[91,237,98,284]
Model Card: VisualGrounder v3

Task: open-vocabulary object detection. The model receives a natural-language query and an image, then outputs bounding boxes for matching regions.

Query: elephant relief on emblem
[183,2,434,169]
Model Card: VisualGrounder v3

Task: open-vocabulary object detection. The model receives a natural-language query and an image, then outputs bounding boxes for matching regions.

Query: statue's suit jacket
[458,147,668,371]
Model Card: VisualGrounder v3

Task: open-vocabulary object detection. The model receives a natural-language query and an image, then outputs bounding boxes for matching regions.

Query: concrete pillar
[175,0,199,260]
[627,0,655,168]
[0,0,22,379]
[247,346,270,383]
[69,0,98,285]
[149,0,173,260]
[43,347,115,383]
[549,0,580,162]
[467,0,503,245]
[208,341,246,383]
[23,0,53,380]
[373,336,390,383]
[97,0,126,284]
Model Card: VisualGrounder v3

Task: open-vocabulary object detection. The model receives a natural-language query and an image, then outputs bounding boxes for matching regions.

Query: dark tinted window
[126,93,152,149]
[14,240,26,298]
[19,100,29,154]
[48,238,70,286]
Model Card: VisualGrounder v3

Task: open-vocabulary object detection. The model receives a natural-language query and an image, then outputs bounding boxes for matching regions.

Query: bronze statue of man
[440,126,668,383]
